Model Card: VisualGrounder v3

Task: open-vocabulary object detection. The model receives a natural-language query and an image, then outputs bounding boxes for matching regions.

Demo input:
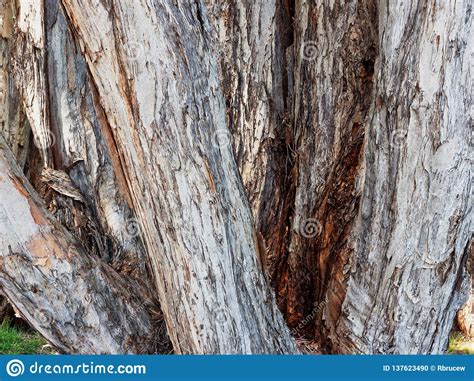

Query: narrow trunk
[279,0,377,333]
[0,0,469,355]
[202,4,315,334]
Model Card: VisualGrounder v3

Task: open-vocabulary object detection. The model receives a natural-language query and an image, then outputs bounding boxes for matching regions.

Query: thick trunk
[60,0,297,354]
[7,0,153,289]
[44,0,152,287]
[187,0,472,355]
[331,0,472,354]
[0,0,470,355]
[0,135,154,354]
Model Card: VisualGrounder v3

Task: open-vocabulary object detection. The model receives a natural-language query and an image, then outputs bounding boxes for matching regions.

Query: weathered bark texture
[7,0,152,287]
[204,0,378,341]
[60,0,297,354]
[204,0,296,277]
[0,293,14,322]
[0,2,31,170]
[276,0,378,333]
[9,0,53,168]
[44,0,152,285]
[457,242,473,338]
[0,0,471,355]
[0,135,154,353]
[206,0,472,354]
[1,0,171,352]
[330,0,472,353]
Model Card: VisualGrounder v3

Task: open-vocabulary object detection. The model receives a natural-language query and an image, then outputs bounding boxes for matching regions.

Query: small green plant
[0,319,50,354]
[447,332,474,355]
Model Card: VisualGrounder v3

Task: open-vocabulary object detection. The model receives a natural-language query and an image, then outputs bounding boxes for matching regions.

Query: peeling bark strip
[60,0,297,353]
[333,0,473,354]
[44,0,152,287]
[0,136,154,354]
[9,0,54,167]
[204,0,295,272]
[0,0,31,171]
[4,0,160,315]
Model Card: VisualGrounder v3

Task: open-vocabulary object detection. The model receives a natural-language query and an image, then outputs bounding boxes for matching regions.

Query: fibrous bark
[44,0,152,285]
[331,0,472,354]
[277,0,378,334]
[0,135,154,354]
[60,0,297,354]
[204,1,296,278]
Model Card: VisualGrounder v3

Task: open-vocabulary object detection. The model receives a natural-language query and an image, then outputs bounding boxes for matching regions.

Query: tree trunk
[204,0,296,280]
[206,0,472,354]
[328,0,472,354]
[457,243,473,338]
[275,0,378,333]
[0,0,470,355]
[0,135,155,354]
[0,0,170,352]
[44,0,153,287]
[59,0,297,354]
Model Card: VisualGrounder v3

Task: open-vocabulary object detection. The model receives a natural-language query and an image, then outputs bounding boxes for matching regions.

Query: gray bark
[331,0,472,354]
[44,0,152,286]
[60,0,297,354]
[280,0,378,333]
[205,0,472,355]
[0,0,170,352]
[204,1,295,273]
[0,134,154,354]
[0,0,470,356]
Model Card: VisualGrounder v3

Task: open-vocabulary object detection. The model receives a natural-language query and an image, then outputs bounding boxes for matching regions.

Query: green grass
[0,319,49,354]
[447,332,474,354]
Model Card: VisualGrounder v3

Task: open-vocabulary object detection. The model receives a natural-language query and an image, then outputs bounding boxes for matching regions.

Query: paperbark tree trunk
[277,0,378,333]
[204,0,296,278]
[0,0,170,352]
[0,135,155,354]
[204,0,472,354]
[0,0,470,356]
[327,0,473,354]
[59,0,297,354]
